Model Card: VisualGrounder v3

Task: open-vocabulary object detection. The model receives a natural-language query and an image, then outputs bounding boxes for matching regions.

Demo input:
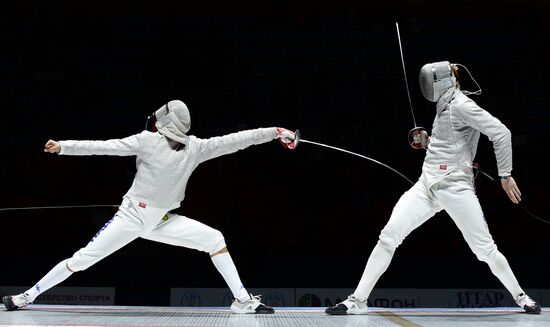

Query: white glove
[408,127,430,150]
[276,128,297,150]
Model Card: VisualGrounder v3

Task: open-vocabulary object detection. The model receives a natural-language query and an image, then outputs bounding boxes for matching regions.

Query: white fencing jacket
[59,128,278,210]
[422,89,512,188]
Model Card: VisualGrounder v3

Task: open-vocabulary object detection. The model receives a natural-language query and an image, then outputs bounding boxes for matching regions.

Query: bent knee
[207,228,225,245]
[67,248,105,272]
[64,259,78,273]
[470,241,499,263]
[66,257,87,272]
[378,226,403,251]
[206,229,226,254]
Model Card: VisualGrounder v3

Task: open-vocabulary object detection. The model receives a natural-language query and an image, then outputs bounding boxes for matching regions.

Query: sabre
[290,131,550,225]
[396,22,429,150]
[293,130,414,185]
[396,22,416,128]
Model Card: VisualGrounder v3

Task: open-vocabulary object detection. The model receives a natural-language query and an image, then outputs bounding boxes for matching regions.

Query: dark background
[1,1,548,305]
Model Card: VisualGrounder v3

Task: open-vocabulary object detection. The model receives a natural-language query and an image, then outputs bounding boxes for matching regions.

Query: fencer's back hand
[44,140,61,154]
[501,176,522,204]
[276,127,297,150]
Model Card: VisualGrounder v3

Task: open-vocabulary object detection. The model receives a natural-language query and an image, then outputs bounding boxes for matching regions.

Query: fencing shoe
[515,293,541,314]
[325,294,368,315]
[230,294,274,314]
[3,293,31,311]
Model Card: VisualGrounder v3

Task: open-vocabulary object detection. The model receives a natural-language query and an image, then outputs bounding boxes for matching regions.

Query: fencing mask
[153,100,191,145]
[419,61,457,102]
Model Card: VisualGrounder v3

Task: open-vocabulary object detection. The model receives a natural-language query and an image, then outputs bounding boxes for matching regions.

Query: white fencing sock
[486,251,524,298]
[353,243,395,302]
[25,259,73,302]
[211,252,249,302]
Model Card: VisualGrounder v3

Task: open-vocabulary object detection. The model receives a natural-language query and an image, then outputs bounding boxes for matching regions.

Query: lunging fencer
[3,100,297,314]
[326,62,541,315]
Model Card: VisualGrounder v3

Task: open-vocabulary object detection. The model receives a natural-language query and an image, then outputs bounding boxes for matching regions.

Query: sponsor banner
[369,288,419,308]
[295,288,418,308]
[170,288,295,307]
[172,288,549,308]
[420,289,517,308]
[420,288,543,308]
[0,286,115,305]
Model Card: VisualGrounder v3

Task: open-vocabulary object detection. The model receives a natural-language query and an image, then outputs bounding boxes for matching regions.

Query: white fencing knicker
[67,197,226,272]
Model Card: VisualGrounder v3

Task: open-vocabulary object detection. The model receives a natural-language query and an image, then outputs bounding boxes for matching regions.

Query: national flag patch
[138,202,147,208]
[439,165,447,170]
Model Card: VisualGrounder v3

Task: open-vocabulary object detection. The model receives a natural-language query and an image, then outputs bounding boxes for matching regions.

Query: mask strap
[455,63,482,96]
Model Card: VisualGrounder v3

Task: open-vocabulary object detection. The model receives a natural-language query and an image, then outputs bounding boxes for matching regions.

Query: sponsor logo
[138,202,147,208]
[30,287,115,305]
[367,297,416,308]
[179,291,201,306]
[36,294,113,304]
[449,290,513,308]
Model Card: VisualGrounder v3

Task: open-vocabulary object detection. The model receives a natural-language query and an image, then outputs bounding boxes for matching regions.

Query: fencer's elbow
[503,126,511,138]
[493,125,511,145]
[502,126,512,143]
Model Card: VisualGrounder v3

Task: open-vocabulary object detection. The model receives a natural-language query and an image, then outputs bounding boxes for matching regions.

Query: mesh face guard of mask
[153,100,191,145]
[419,61,457,102]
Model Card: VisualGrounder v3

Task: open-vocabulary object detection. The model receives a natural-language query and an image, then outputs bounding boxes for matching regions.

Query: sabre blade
[300,139,414,185]
[396,22,417,128]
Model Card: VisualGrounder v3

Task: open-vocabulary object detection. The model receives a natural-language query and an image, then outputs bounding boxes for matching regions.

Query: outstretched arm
[45,133,144,157]
[196,127,295,163]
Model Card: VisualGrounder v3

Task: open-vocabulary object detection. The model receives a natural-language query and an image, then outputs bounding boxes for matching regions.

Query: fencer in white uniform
[326,62,541,315]
[3,100,297,314]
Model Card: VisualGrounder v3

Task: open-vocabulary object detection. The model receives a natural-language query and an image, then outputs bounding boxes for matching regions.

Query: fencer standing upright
[325,62,541,315]
[3,100,297,314]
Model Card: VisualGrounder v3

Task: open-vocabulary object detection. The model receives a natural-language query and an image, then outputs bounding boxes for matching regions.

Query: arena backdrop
[1,1,548,306]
